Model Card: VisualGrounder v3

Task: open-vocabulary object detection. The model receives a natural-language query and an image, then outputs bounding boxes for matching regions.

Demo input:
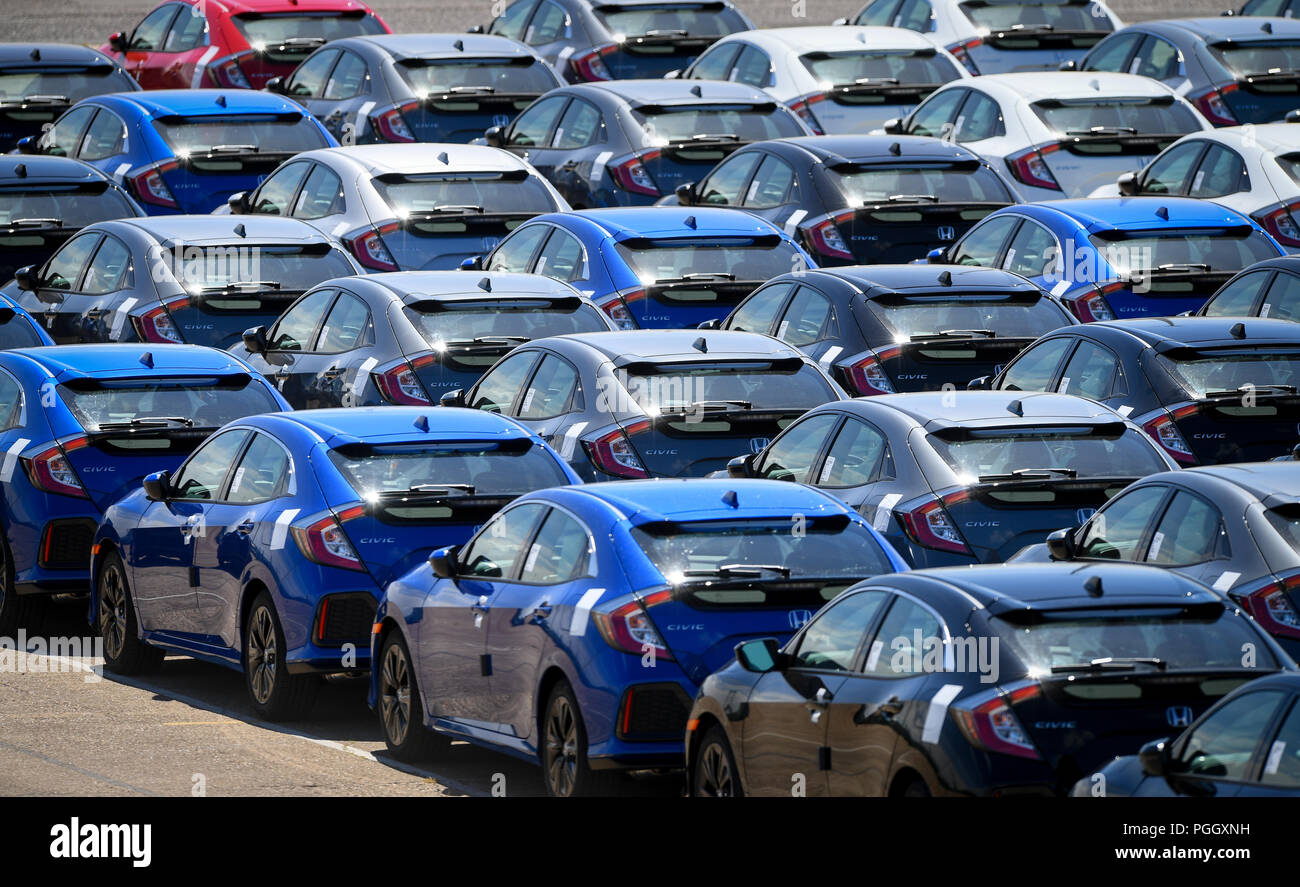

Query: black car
[233,271,616,409]
[1011,462,1300,658]
[0,43,139,153]
[1199,255,1300,322]
[666,135,1019,267]
[725,391,1176,568]
[1074,672,1300,797]
[712,264,1075,396]
[977,316,1300,465]
[686,562,1291,797]
[0,155,144,284]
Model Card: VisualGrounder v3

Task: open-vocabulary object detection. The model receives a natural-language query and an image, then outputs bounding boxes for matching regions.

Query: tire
[0,534,47,637]
[377,630,447,761]
[541,680,624,797]
[901,776,932,798]
[692,724,743,797]
[243,592,319,721]
[97,550,163,675]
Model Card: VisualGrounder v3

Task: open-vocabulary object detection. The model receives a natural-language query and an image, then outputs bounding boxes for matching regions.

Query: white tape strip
[818,345,842,368]
[555,46,575,73]
[353,357,377,397]
[193,46,220,88]
[864,639,884,671]
[783,209,807,236]
[110,297,137,339]
[1,438,30,482]
[1116,404,1133,417]
[590,151,613,186]
[922,683,963,744]
[873,493,901,532]
[569,586,605,637]
[560,421,588,461]
[113,162,132,183]
[271,508,300,550]
[1148,531,1164,560]
[1050,279,1070,297]
[355,100,376,132]
[1212,571,1241,592]
[1265,740,1287,776]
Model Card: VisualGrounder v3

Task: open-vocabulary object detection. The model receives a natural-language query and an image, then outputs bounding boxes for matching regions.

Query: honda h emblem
[749,437,770,454]
[789,609,813,630]
[936,226,957,241]
[1166,705,1193,728]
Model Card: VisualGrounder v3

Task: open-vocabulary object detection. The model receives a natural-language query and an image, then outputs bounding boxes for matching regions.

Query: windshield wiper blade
[885,193,939,203]
[96,416,194,430]
[443,335,530,346]
[909,329,997,340]
[1153,263,1211,273]
[644,28,689,36]
[1051,657,1167,674]
[978,467,1079,482]
[20,94,69,104]
[668,133,740,145]
[407,205,485,216]
[1066,126,1138,136]
[201,144,259,155]
[5,218,62,228]
[406,483,476,495]
[192,280,281,294]
[1204,383,1297,398]
[655,272,737,283]
[682,563,792,579]
[446,85,495,94]
[656,399,754,416]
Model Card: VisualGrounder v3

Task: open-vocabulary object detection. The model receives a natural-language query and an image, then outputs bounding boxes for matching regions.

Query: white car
[838,0,1123,75]
[676,26,970,134]
[888,71,1213,201]
[1089,124,1300,252]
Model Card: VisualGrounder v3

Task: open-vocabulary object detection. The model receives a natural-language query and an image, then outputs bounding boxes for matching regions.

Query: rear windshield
[1088,231,1280,277]
[1155,349,1300,399]
[995,610,1276,673]
[327,441,568,496]
[58,376,280,432]
[152,115,330,156]
[397,58,557,94]
[615,237,805,284]
[592,3,746,37]
[866,294,1072,338]
[958,0,1113,32]
[831,163,1015,205]
[0,312,44,348]
[632,105,803,143]
[374,174,559,215]
[0,184,137,227]
[404,300,609,345]
[927,426,1168,481]
[1210,41,1300,79]
[231,12,386,45]
[0,66,136,103]
[799,50,960,86]
[622,361,836,411]
[1265,506,1300,554]
[1031,99,1202,136]
[165,244,355,293]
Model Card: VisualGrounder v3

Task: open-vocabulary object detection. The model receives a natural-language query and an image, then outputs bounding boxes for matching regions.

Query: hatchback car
[686,562,1287,797]
[486,80,808,208]
[0,44,140,153]
[225,144,569,272]
[1200,256,1300,321]
[981,316,1300,465]
[21,89,337,215]
[101,0,389,91]
[935,198,1285,320]
[888,72,1211,202]
[0,343,288,633]
[473,207,816,329]
[272,33,561,145]
[677,26,969,135]
[0,295,53,350]
[371,477,908,795]
[726,391,1174,568]
[233,271,616,409]
[442,329,846,480]
[668,136,1018,267]
[94,406,578,720]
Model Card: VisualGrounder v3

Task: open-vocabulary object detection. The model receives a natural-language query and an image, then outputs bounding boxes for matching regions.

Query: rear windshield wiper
[644,28,690,36]
[95,416,194,430]
[1066,126,1137,136]
[193,281,281,294]
[978,467,1079,482]
[443,335,530,346]
[681,563,792,579]
[669,133,740,145]
[656,272,737,283]
[884,194,939,203]
[409,205,485,216]
[3,218,62,229]
[391,483,477,497]
[655,399,754,417]
[1243,69,1300,82]
[1204,383,1297,398]
[1050,657,1167,674]
[0,94,69,105]
[1152,263,1212,274]
[909,329,997,341]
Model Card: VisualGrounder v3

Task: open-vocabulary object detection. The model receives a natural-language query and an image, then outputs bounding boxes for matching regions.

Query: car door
[1142,489,1234,588]
[1073,484,1172,562]
[1056,337,1127,406]
[243,160,312,217]
[71,234,135,343]
[485,223,551,274]
[812,415,897,519]
[904,87,967,140]
[730,45,773,89]
[290,162,348,245]
[532,227,590,290]
[36,105,96,160]
[548,98,604,204]
[20,231,101,344]
[1202,269,1273,318]
[281,48,342,117]
[313,50,370,143]
[1241,693,1300,797]
[752,412,841,484]
[466,349,542,415]
[771,284,838,355]
[722,280,794,334]
[685,42,740,82]
[738,154,798,227]
[306,289,375,408]
[994,335,1074,393]
[1186,144,1251,201]
[693,150,762,207]
[1001,219,1060,289]
[740,588,891,796]
[1080,31,1144,77]
[75,109,130,181]
[1137,141,1207,196]
[1154,689,1290,797]
[512,352,583,447]
[121,4,181,87]
[1129,35,1185,90]
[154,3,210,89]
[501,96,569,174]
[257,288,337,407]
[488,0,541,43]
[946,213,1019,268]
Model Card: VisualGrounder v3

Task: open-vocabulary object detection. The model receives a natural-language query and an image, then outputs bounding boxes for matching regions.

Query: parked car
[1200,256,1300,321]
[0,294,52,349]
[0,43,140,152]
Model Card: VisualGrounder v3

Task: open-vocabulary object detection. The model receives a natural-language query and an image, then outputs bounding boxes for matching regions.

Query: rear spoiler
[593,1,724,10]
[1155,343,1300,357]
[1091,225,1254,242]
[330,437,535,457]
[828,158,982,173]
[1035,94,1175,109]
[990,599,1225,623]
[406,295,582,313]
[633,102,778,115]
[929,421,1129,442]
[617,356,805,374]
[635,513,851,536]
[373,168,531,184]
[60,371,253,391]
[618,234,782,250]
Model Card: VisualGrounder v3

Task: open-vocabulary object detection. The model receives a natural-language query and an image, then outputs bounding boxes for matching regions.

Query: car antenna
[684,215,697,228]
[938,270,952,286]
[1263,21,1274,34]
[889,141,901,155]
[234,223,246,237]
[721,489,739,508]
[1090,78,1100,91]
[29,48,40,61]
[1155,205,1169,221]
[1007,398,1023,416]
[216,94,227,107]
[139,351,154,368]
[690,84,702,97]
[1230,321,1246,339]
[478,276,492,291]
[693,336,707,352]
[437,151,449,164]
[14,164,25,178]
[414,415,430,432]
[1084,575,1103,597]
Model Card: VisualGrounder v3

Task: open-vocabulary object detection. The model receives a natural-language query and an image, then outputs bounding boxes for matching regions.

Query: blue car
[370,477,909,795]
[0,294,53,349]
[20,89,337,215]
[93,406,580,721]
[0,344,288,633]
[473,206,817,329]
[934,197,1286,320]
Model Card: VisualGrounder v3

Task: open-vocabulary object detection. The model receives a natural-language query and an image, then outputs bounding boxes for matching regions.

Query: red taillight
[846,347,898,396]
[946,39,982,75]
[1006,143,1062,192]
[900,493,970,555]
[1243,575,1300,639]
[292,505,365,572]
[23,437,89,499]
[569,44,617,82]
[956,685,1042,760]
[208,53,252,89]
[787,93,827,135]
[610,152,660,196]
[1254,202,1300,249]
[132,296,188,344]
[374,354,434,405]
[371,104,417,143]
[597,288,643,330]
[593,589,674,660]
[128,161,180,209]
[1191,84,1239,126]
[1141,405,1197,464]
[584,421,650,479]
[807,214,853,261]
[1068,283,1120,322]
[345,223,400,271]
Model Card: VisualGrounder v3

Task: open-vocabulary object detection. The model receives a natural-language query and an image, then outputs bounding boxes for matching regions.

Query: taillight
[371,104,417,143]
[1191,84,1239,126]
[593,589,674,660]
[345,223,400,271]
[1242,575,1300,639]
[900,494,970,555]
[946,39,982,75]
[597,288,643,330]
[292,505,365,572]
[23,437,89,499]
[1069,283,1120,322]
[955,685,1042,760]
[846,347,898,396]
[374,355,434,405]
[132,296,187,344]
[1141,405,1197,464]
[610,152,660,196]
[1006,144,1062,191]
[569,44,617,82]
[1254,202,1300,249]
[584,421,650,479]
[127,161,180,209]
[208,54,251,89]
[807,215,853,261]
[787,93,827,135]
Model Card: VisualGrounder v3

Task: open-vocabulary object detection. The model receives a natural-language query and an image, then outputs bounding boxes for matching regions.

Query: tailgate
[878,337,1034,392]
[836,203,1005,265]
[1175,395,1300,464]
[398,95,541,143]
[380,213,534,271]
[634,280,759,329]
[1043,138,1169,199]
[64,431,205,511]
[167,290,302,350]
[624,410,798,478]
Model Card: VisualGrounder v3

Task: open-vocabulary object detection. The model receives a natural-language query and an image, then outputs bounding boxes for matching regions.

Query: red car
[100,0,390,90]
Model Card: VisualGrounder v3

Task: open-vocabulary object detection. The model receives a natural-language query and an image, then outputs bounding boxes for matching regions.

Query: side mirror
[882,117,904,135]
[966,375,992,391]
[467,24,485,33]
[675,181,696,206]
[736,637,784,673]
[1117,171,1140,196]
[926,247,946,264]
[832,16,848,25]
[1139,738,1170,777]
[228,191,250,214]
[440,388,467,408]
[264,77,286,95]
[142,470,171,502]
[13,265,37,291]
[109,32,128,53]
[726,453,757,478]
[483,125,505,148]
[429,545,461,579]
[459,255,483,271]
[1287,108,1300,124]
[242,325,268,355]
[1046,527,1076,561]
[664,69,682,80]
[15,136,37,155]
[1058,59,1078,72]
[696,318,721,330]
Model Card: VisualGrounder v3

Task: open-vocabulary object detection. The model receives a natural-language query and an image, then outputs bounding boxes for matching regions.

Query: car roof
[967,71,1177,102]
[1028,196,1253,232]
[1146,16,1300,42]
[548,329,804,363]
[96,88,306,118]
[110,215,335,246]
[0,155,114,183]
[263,406,536,446]
[567,206,783,239]
[571,79,773,105]
[6,344,254,377]
[0,43,119,65]
[1182,462,1300,505]
[727,25,941,52]
[207,0,372,13]
[354,270,581,300]
[1090,316,1300,348]
[840,391,1124,429]
[773,134,981,165]
[1192,123,1300,154]
[814,263,1043,295]
[305,143,530,175]
[347,33,536,59]
[563,478,852,523]
[1232,255,1300,276]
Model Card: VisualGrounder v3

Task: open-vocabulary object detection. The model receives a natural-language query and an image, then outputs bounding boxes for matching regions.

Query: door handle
[805,686,834,710]
[472,594,490,613]
[560,160,578,172]
[879,696,904,717]
[529,601,552,623]
[235,520,255,536]
[322,366,346,379]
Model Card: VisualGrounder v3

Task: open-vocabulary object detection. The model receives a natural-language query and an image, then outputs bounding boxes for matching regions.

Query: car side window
[732,46,772,88]
[1141,142,1203,195]
[894,0,934,31]
[855,0,902,25]
[534,229,585,282]
[818,418,891,487]
[251,162,310,215]
[955,92,1005,142]
[777,285,837,346]
[164,5,208,52]
[1082,32,1142,72]
[460,503,547,578]
[316,292,371,353]
[696,152,761,205]
[1146,490,1226,566]
[553,99,602,149]
[1189,145,1250,199]
[1058,339,1122,401]
[949,214,1017,267]
[490,0,539,40]
[906,88,964,138]
[1204,271,1270,317]
[1003,221,1057,279]
[526,1,568,45]
[688,43,740,80]
[130,4,179,51]
[171,429,251,501]
[518,508,591,584]
[508,96,567,147]
[864,595,941,677]
[286,49,339,98]
[756,413,839,483]
[41,233,100,291]
[791,589,889,671]
[1261,699,1300,788]
[518,354,579,419]
[998,336,1072,392]
[269,288,334,352]
[470,351,540,414]
[0,371,23,430]
[324,51,368,100]
[80,110,127,161]
[1077,484,1168,560]
[41,105,96,157]
[488,224,549,272]
[725,281,792,334]
[1175,691,1287,782]
[1263,272,1300,322]
[80,236,133,295]
[743,155,795,208]
[293,164,345,219]
[227,433,292,504]
[1131,36,1181,81]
